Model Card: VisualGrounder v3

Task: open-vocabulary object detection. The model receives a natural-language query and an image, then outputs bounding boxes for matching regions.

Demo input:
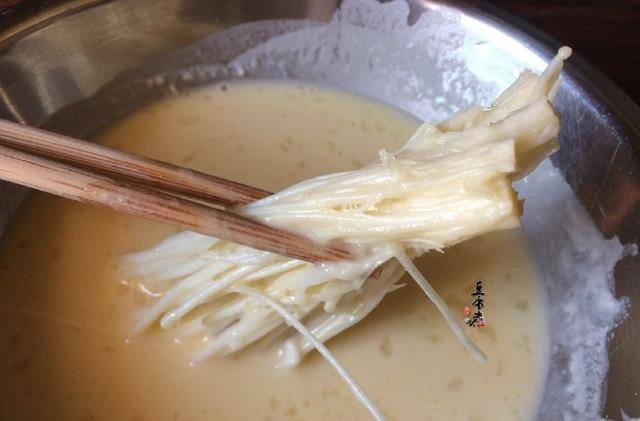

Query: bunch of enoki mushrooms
[121,48,572,419]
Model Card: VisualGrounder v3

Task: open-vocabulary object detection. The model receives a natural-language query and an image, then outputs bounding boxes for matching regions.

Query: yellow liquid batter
[0,81,548,420]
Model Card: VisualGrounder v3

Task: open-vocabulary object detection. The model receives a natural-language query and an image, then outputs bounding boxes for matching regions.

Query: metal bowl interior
[0,0,638,419]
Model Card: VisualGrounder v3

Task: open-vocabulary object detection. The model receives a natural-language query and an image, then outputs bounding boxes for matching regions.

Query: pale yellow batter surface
[0,81,548,420]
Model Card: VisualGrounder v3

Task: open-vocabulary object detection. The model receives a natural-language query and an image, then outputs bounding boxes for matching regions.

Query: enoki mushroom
[121,47,572,419]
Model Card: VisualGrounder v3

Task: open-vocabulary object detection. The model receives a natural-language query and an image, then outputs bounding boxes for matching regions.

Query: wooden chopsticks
[0,119,269,207]
[0,119,353,263]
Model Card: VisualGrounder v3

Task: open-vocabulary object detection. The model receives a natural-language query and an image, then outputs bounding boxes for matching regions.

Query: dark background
[492,0,640,104]
[0,0,638,419]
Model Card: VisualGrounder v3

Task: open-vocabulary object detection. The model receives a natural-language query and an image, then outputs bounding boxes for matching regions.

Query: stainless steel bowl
[1,0,638,419]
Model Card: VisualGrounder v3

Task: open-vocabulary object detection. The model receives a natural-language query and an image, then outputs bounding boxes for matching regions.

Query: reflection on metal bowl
[0,0,638,419]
